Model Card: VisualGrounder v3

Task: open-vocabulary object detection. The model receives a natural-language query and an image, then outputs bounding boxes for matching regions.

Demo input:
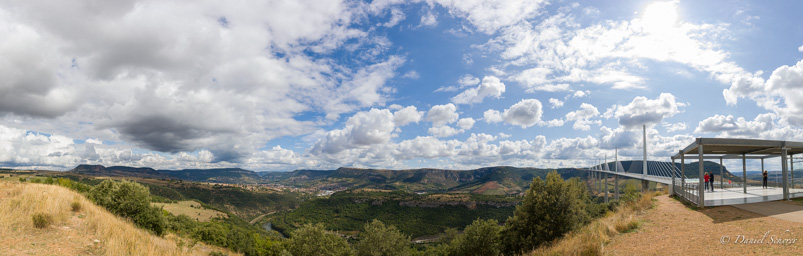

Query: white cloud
[549,98,564,109]
[382,8,406,27]
[401,70,420,79]
[456,118,475,130]
[451,76,506,104]
[799,45,803,52]
[458,74,481,87]
[573,90,590,98]
[425,103,459,126]
[612,93,683,129]
[694,113,775,138]
[393,106,424,127]
[483,109,503,123]
[428,125,461,138]
[503,99,544,128]
[431,0,549,34]
[565,103,600,131]
[311,108,395,155]
[662,122,687,132]
[419,9,438,27]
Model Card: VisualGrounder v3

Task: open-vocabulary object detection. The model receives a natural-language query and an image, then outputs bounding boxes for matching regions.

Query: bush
[32,213,53,228]
[71,201,82,212]
[45,177,54,184]
[30,178,41,183]
[89,179,166,235]
[500,171,589,255]
[19,177,25,182]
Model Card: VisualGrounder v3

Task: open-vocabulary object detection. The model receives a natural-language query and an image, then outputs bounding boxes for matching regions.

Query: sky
[2,0,803,172]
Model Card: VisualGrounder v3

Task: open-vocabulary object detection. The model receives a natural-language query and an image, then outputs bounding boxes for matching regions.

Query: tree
[448,219,501,256]
[355,220,410,256]
[500,171,589,255]
[284,223,353,256]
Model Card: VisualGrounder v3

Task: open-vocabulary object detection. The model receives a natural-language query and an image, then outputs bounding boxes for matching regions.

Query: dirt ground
[606,195,803,255]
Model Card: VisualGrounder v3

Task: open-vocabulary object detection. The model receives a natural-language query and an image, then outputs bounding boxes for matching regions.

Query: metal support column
[719,157,725,189]
[782,147,789,200]
[698,143,705,207]
[680,150,686,200]
[792,154,795,189]
[743,154,747,194]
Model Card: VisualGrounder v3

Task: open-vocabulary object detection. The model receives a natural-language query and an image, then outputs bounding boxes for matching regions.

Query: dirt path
[606,195,803,255]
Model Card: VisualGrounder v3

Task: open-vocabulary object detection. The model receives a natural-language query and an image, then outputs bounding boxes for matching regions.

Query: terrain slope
[0,181,235,255]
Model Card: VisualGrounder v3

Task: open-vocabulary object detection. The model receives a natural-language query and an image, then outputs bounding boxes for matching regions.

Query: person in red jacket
[704,172,710,192]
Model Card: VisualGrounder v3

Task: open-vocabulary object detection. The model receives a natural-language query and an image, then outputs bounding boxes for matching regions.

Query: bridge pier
[604,172,608,203]
[641,180,648,193]
[614,174,619,200]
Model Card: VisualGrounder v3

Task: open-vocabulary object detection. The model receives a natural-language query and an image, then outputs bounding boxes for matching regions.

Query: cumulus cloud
[549,98,564,109]
[503,99,544,128]
[456,118,475,130]
[451,76,506,104]
[612,93,683,129]
[565,103,600,131]
[393,106,424,127]
[694,113,775,138]
[311,108,395,155]
[662,122,687,132]
[428,125,461,138]
[425,103,459,126]
[0,0,408,164]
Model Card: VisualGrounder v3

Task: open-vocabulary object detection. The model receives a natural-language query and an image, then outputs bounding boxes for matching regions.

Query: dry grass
[530,192,661,256]
[0,181,237,256]
[152,201,227,222]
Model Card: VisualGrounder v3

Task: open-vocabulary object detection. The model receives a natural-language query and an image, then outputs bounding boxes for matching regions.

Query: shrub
[30,178,41,183]
[45,177,54,184]
[500,171,589,255]
[355,220,410,256]
[89,179,166,235]
[284,223,353,256]
[448,219,502,256]
[209,252,228,256]
[32,213,53,228]
[19,177,25,182]
[71,201,82,212]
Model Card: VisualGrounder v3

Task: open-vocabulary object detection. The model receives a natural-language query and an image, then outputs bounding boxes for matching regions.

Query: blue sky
[1,0,802,172]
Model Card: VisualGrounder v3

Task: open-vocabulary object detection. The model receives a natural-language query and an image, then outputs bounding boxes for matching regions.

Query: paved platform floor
[701,186,803,206]
[732,200,803,223]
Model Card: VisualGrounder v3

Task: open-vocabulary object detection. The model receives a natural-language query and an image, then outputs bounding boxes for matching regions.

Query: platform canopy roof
[672,138,803,160]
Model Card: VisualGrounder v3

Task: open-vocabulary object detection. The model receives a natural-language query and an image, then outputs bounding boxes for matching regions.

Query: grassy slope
[0,181,236,256]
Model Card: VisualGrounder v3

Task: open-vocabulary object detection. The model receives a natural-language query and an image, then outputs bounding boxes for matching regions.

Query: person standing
[710,172,715,192]
[704,172,709,192]
[763,170,768,189]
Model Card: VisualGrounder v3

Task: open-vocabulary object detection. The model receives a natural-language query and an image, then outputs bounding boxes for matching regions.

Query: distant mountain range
[68,164,261,183]
[66,160,740,194]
